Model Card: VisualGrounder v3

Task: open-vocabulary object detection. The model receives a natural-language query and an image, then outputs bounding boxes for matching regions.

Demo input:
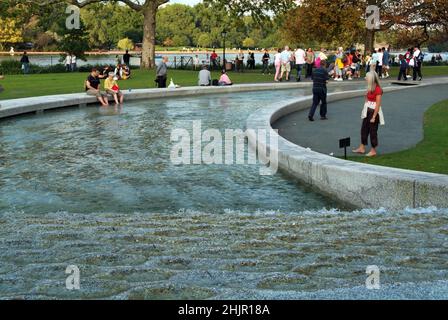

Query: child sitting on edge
[218,70,233,86]
[104,72,124,105]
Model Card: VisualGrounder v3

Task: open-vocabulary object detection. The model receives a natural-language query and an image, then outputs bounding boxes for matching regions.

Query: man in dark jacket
[20,52,30,74]
[308,60,330,121]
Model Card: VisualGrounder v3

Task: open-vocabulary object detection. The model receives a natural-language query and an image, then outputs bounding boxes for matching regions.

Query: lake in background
[1,52,447,68]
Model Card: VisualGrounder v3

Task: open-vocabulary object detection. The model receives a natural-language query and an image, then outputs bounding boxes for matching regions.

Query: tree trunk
[365,29,376,54]
[141,3,157,69]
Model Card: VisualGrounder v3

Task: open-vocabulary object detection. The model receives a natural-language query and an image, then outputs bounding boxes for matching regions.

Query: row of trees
[284,0,448,54]
[1,0,290,67]
[1,0,447,68]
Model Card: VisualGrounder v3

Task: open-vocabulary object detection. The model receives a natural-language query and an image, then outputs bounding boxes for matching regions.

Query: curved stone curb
[0,82,319,119]
[247,78,448,209]
[0,79,401,119]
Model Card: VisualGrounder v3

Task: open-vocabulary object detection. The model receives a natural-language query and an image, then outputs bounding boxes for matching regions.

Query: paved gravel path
[273,84,448,157]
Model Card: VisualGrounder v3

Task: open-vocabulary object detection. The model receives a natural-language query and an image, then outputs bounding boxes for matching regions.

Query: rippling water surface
[0,88,447,299]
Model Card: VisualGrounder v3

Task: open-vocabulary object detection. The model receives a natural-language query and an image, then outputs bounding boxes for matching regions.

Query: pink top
[219,74,232,84]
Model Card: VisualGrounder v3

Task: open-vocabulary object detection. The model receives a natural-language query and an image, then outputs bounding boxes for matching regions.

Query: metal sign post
[339,137,351,160]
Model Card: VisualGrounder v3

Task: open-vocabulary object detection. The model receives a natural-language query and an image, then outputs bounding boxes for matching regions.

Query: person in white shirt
[279,46,292,81]
[294,47,306,82]
[193,55,200,70]
[65,54,72,72]
[71,55,77,72]
[412,46,423,81]
[274,48,282,81]
[376,48,383,76]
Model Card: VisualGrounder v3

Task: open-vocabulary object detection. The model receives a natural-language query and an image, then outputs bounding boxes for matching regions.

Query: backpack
[417,52,424,63]
[212,79,219,86]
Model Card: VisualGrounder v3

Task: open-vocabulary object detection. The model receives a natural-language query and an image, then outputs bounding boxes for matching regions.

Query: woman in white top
[353,71,385,157]
[274,48,282,82]
[65,54,72,72]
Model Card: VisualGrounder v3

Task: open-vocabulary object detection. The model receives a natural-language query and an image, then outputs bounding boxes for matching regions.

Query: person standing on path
[382,47,390,78]
[65,54,72,72]
[236,50,244,73]
[294,47,306,82]
[274,49,282,81]
[20,52,30,75]
[397,55,408,81]
[308,60,330,122]
[210,50,219,71]
[71,54,77,72]
[193,55,200,71]
[156,56,168,88]
[413,46,423,81]
[353,71,385,157]
[261,50,271,75]
[305,48,315,79]
[376,48,383,76]
[123,50,131,66]
[279,46,292,81]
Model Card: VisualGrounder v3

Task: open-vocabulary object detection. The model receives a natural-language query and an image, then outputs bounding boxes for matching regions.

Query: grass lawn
[348,99,448,175]
[0,69,275,100]
[1,65,448,101]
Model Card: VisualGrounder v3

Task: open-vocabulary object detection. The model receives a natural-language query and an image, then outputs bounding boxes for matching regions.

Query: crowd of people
[268,45,425,82]
[205,45,429,84]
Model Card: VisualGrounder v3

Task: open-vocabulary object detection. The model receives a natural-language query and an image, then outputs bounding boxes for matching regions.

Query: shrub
[0,59,22,75]
[117,38,134,51]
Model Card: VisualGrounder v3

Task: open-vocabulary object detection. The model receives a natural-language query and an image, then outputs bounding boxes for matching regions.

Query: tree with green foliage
[282,0,448,53]
[81,2,142,50]
[57,20,90,61]
[157,4,195,47]
[118,38,134,51]
[30,0,295,69]
[242,37,255,49]
[197,34,212,48]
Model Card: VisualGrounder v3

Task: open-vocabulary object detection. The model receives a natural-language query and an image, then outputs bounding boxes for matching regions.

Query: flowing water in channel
[0,88,447,299]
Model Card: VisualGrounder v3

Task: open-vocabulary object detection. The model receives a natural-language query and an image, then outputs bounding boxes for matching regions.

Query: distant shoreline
[0,50,263,56]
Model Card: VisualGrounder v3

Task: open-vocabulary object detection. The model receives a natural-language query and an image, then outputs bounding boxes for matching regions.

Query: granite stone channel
[0,84,447,299]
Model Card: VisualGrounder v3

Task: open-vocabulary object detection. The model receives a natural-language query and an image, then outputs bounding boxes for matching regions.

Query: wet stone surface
[0,210,447,299]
